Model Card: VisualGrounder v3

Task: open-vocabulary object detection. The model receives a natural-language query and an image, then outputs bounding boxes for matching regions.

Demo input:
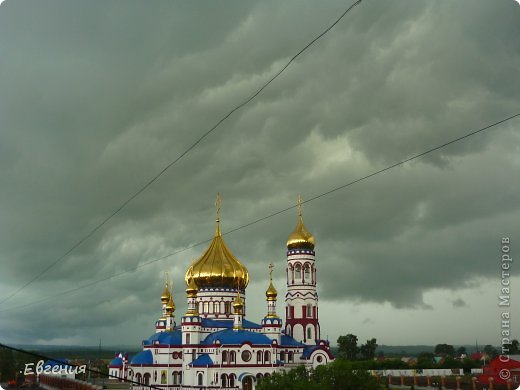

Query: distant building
[109,195,333,390]
[478,355,520,386]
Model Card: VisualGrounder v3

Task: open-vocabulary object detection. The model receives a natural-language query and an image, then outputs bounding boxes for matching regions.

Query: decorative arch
[304,263,311,283]
[306,324,314,341]
[294,263,302,281]
[292,323,304,341]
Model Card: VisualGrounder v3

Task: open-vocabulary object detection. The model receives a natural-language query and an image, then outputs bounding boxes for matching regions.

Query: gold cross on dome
[165,271,169,286]
[269,262,274,281]
[215,193,222,221]
[297,194,303,216]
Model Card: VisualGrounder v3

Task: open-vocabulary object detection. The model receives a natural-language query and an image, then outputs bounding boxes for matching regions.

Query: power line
[0,342,163,390]
[1,111,518,315]
[0,0,363,306]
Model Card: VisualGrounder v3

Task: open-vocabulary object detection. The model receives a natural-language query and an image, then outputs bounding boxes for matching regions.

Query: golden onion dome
[185,194,249,289]
[233,292,244,311]
[286,196,315,249]
[265,262,277,300]
[166,290,175,313]
[161,281,171,304]
[266,281,278,300]
[185,276,199,298]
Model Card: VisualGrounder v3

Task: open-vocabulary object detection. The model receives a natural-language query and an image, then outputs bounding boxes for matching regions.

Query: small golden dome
[286,196,315,249]
[266,281,278,300]
[265,262,277,300]
[161,282,171,304]
[185,276,199,298]
[166,290,175,313]
[233,292,244,311]
[185,194,249,289]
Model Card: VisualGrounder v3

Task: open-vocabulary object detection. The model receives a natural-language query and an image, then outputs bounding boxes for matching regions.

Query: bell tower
[285,196,320,345]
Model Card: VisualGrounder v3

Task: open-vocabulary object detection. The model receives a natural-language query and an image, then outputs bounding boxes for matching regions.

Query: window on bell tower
[295,264,301,281]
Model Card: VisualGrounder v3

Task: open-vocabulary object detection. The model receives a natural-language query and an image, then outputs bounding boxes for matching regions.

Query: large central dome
[185,196,249,289]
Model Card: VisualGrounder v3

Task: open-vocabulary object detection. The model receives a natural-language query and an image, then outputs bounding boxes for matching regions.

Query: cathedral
[109,195,333,390]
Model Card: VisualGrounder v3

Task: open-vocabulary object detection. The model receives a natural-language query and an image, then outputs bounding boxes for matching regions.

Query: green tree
[337,334,359,360]
[257,361,379,390]
[483,345,498,359]
[417,352,435,368]
[503,339,519,355]
[434,344,455,357]
[360,338,378,360]
[456,346,467,356]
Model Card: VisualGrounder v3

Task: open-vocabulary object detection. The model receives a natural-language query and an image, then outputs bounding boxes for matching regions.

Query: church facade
[109,196,333,390]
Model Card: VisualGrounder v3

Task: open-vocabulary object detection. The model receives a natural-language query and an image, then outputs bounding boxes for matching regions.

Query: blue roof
[203,329,272,345]
[301,346,319,359]
[143,330,182,346]
[109,357,123,367]
[190,354,213,367]
[130,350,153,365]
[201,318,262,330]
[281,334,304,347]
[43,358,72,369]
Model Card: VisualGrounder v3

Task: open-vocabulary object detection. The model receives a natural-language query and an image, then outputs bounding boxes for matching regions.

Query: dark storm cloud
[0,0,519,344]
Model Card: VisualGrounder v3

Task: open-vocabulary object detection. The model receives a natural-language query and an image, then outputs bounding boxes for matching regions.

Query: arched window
[186,333,191,344]
[199,302,203,313]
[222,350,228,363]
[178,372,182,385]
[257,351,262,363]
[230,351,236,363]
[203,301,209,313]
[264,351,270,362]
[229,374,235,387]
[214,301,219,313]
[280,351,285,362]
[295,264,301,281]
[286,324,292,336]
[225,301,231,315]
[143,373,150,386]
[304,263,310,282]
[307,326,313,340]
[197,373,203,386]
[135,373,142,384]
[172,372,177,385]
[221,374,227,387]
[307,304,312,318]
[288,351,293,362]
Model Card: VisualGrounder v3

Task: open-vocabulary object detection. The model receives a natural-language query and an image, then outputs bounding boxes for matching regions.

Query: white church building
[109,195,333,390]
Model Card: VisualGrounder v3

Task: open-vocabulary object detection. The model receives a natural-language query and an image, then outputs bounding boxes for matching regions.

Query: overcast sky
[0,0,519,348]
